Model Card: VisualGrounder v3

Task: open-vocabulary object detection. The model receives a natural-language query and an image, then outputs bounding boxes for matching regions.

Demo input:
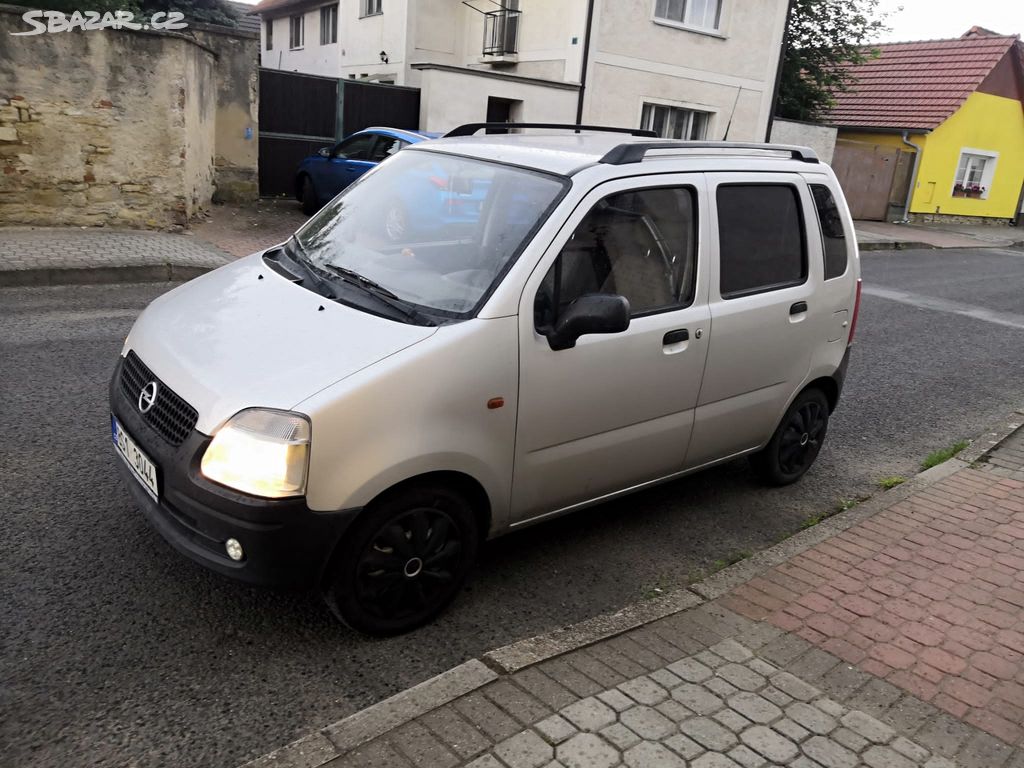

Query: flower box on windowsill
[952,185,985,199]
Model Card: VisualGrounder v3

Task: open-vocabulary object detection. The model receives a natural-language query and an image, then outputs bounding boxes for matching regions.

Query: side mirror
[317,146,331,158]
[545,293,630,351]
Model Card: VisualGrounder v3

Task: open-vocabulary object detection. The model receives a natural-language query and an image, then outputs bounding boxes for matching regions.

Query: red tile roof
[827,33,1019,131]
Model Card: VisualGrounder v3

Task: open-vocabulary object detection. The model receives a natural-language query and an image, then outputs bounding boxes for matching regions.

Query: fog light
[225,538,244,561]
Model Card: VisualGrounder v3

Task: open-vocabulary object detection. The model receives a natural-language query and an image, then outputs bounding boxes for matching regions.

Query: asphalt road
[3,247,1023,768]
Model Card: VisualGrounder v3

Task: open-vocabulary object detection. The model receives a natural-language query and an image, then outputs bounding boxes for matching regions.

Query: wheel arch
[357,470,493,543]
[803,375,839,413]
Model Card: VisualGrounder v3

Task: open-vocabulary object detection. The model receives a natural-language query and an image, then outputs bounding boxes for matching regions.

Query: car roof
[408,133,822,177]
[359,126,438,143]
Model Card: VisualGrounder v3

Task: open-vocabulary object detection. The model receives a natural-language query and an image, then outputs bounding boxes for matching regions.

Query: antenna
[722,87,743,141]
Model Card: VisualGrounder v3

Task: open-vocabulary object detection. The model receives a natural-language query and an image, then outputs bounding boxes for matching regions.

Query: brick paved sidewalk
[262,430,1024,768]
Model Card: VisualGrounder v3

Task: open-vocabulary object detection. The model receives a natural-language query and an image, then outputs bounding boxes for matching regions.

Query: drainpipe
[575,0,596,127]
[899,130,923,224]
[1012,178,1023,227]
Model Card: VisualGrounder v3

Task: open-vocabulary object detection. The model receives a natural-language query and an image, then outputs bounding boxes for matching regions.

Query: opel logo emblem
[138,381,158,414]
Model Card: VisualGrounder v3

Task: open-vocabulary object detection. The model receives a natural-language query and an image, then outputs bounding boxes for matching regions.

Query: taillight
[848,278,862,344]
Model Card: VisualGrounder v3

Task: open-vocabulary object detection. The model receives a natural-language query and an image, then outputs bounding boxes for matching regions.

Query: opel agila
[109,125,862,635]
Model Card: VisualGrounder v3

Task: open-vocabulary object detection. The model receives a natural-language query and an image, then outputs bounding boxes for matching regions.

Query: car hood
[123,253,438,435]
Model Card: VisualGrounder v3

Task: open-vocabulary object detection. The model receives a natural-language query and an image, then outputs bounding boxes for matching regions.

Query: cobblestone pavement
[191,198,307,258]
[308,433,1024,768]
[0,227,232,272]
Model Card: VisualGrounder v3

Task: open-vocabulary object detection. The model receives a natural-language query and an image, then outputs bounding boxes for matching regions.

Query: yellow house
[828,28,1024,223]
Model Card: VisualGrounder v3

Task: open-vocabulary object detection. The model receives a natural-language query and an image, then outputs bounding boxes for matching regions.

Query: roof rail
[599,141,820,165]
[444,122,658,138]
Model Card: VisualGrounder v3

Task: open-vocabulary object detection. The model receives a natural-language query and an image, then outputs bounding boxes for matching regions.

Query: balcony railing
[482,8,520,56]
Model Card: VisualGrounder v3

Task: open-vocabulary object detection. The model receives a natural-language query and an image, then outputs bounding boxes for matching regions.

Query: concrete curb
[0,263,217,288]
[239,660,498,768]
[235,412,1024,768]
[856,240,934,251]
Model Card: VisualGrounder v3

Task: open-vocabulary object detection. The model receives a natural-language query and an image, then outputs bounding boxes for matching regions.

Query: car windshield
[294,150,567,318]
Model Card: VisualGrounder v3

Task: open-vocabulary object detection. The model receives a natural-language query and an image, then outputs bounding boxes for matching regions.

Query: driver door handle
[790,301,808,315]
[663,329,689,345]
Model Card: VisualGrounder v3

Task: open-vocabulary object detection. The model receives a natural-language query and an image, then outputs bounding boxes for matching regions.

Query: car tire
[321,482,479,636]
[383,202,408,242]
[300,176,318,216]
[750,388,830,486]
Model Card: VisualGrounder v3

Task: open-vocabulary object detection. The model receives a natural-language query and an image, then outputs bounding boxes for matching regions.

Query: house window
[265,19,273,50]
[641,103,710,140]
[654,0,722,31]
[320,4,337,44]
[361,0,382,17]
[953,150,997,199]
[289,14,303,49]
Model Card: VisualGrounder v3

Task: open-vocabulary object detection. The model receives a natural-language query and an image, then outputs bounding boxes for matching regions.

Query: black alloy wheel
[751,388,830,486]
[323,483,478,635]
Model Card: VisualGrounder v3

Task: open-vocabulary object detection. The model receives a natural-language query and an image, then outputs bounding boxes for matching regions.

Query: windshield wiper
[284,237,340,299]
[317,263,436,326]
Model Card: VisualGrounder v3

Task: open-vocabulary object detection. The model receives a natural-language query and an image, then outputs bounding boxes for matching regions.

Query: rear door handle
[790,301,808,315]
[663,329,689,345]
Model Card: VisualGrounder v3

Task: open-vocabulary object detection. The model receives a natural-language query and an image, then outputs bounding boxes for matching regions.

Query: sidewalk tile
[493,730,553,768]
[555,732,618,768]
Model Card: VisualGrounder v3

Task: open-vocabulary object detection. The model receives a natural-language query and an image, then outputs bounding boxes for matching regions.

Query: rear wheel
[322,483,478,635]
[750,388,830,486]
[300,176,318,216]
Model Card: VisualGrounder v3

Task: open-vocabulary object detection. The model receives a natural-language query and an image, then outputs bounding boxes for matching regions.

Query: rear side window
[717,184,806,299]
[810,184,848,280]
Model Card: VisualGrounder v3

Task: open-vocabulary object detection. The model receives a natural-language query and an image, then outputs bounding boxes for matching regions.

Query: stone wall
[193,24,260,203]
[770,118,838,165]
[0,6,258,229]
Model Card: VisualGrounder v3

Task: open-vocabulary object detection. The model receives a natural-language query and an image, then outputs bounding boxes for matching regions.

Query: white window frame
[319,4,337,45]
[652,0,726,36]
[264,18,273,50]
[288,14,304,49]
[640,101,714,140]
[952,147,998,200]
[361,0,382,17]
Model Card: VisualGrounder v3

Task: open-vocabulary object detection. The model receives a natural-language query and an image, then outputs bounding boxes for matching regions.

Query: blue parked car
[294,127,439,216]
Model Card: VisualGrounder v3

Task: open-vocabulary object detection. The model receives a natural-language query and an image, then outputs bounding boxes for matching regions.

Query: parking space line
[863,285,1024,331]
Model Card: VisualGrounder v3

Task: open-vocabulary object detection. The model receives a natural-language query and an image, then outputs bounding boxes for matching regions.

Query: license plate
[112,416,159,501]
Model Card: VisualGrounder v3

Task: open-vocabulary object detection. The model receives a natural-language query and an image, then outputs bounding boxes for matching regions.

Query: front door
[320,132,377,198]
[511,176,711,523]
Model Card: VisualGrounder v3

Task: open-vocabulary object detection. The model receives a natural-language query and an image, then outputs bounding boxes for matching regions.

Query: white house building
[251,0,791,141]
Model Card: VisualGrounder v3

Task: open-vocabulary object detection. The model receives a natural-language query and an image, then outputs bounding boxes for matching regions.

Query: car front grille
[119,351,198,446]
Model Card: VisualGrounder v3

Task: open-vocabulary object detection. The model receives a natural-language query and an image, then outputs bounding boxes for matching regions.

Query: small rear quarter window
[810,184,848,280]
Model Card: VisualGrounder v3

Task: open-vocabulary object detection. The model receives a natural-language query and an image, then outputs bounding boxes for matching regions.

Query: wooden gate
[832,140,913,221]
[258,71,421,197]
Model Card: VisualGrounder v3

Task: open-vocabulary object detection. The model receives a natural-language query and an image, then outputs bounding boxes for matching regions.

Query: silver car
[109,125,861,635]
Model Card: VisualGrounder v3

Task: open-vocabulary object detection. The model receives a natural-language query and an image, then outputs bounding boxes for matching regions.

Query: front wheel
[750,388,830,486]
[322,483,479,635]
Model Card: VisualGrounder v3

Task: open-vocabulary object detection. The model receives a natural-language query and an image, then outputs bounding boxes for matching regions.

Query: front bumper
[109,356,359,588]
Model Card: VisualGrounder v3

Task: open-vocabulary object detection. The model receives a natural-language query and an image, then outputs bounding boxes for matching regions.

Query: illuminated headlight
[200,409,311,498]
